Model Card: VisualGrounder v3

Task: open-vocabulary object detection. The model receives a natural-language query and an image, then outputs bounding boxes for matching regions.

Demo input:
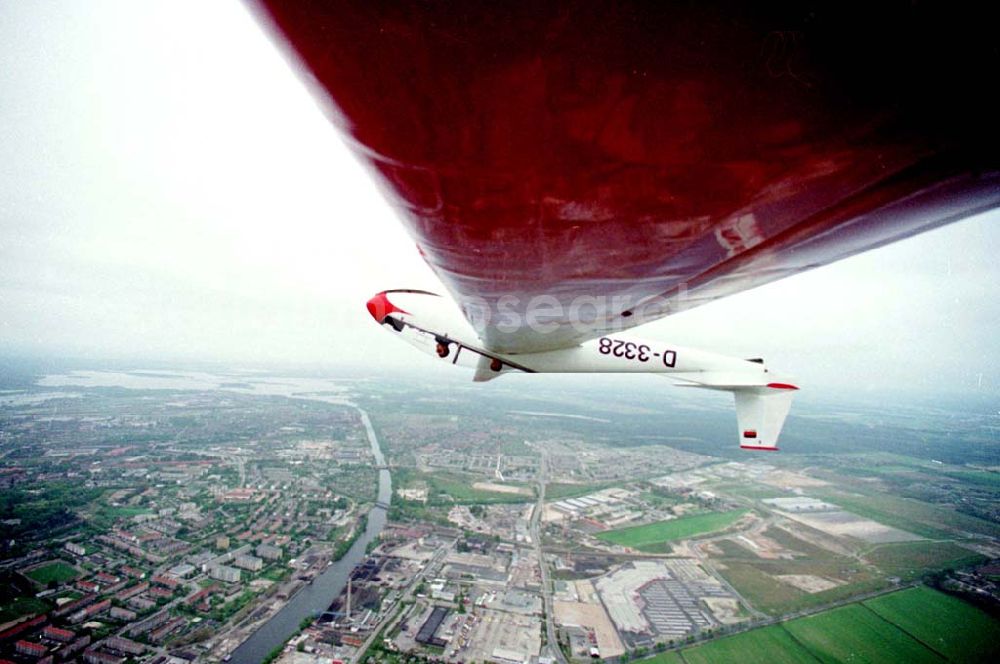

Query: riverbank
[226,404,391,664]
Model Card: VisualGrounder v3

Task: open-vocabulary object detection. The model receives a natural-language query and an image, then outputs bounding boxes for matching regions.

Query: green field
[713,538,758,558]
[864,586,1000,661]
[260,565,292,583]
[782,603,942,664]
[25,560,78,585]
[940,469,1000,488]
[717,557,893,616]
[715,533,984,615]
[635,587,997,664]
[762,526,837,559]
[866,541,985,578]
[86,504,155,529]
[680,625,816,664]
[395,469,533,505]
[639,491,682,509]
[0,596,50,623]
[714,562,807,615]
[597,510,747,551]
[430,476,532,504]
[638,651,684,664]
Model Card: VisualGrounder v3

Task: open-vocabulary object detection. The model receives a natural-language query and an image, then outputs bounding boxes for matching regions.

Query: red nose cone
[366,292,405,322]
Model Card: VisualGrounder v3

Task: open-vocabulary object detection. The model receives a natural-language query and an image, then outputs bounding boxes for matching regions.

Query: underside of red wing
[250,1,1000,353]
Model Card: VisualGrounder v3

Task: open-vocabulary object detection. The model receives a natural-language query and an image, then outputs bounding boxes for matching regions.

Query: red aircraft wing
[249,1,1000,353]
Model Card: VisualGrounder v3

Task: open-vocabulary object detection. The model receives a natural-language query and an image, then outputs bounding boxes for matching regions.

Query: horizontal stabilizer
[668,371,774,389]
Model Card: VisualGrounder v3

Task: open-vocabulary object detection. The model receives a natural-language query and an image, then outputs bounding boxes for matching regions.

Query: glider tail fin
[670,372,797,450]
[734,387,795,451]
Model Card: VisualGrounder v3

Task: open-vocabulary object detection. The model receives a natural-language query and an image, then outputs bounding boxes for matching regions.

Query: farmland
[866,541,985,578]
[782,603,942,663]
[716,557,891,616]
[637,587,996,664]
[864,586,1000,661]
[596,510,747,551]
[712,563,808,615]
[639,652,684,664]
[815,489,995,539]
[679,625,815,664]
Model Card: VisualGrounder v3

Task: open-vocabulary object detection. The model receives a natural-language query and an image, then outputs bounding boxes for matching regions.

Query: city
[1,366,998,664]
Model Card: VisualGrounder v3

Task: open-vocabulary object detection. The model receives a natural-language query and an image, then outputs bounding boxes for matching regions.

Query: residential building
[15,640,47,657]
[234,554,263,572]
[208,564,241,583]
[256,543,283,561]
[42,625,75,642]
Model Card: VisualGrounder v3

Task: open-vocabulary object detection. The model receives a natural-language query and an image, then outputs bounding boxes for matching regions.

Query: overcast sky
[1,0,998,397]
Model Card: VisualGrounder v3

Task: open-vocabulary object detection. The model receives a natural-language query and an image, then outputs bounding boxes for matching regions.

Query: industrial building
[595,559,739,646]
[416,606,449,646]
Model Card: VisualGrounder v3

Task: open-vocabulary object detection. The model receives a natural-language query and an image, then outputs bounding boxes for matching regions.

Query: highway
[533,452,567,664]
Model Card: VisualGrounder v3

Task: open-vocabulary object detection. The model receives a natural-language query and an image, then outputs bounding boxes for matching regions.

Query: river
[228,407,391,664]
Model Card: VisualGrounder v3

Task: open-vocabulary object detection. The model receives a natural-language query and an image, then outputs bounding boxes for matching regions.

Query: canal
[228,406,391,664]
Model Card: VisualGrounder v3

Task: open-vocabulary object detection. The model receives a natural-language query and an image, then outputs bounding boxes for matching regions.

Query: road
[533,453,567,664]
